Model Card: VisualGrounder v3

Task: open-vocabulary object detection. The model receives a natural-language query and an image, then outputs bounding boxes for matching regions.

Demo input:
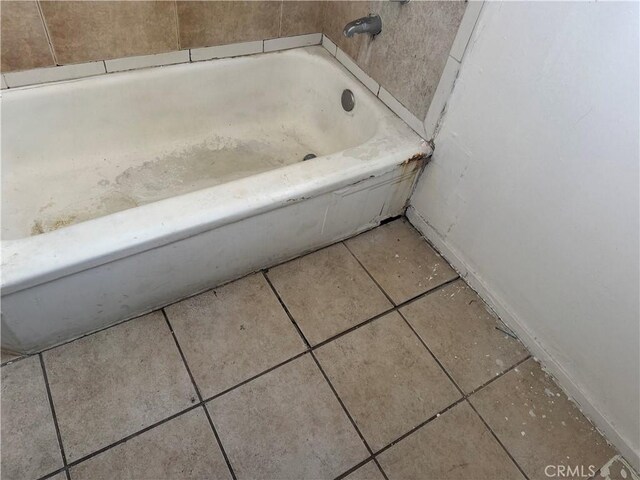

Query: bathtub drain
[303,153,317,161]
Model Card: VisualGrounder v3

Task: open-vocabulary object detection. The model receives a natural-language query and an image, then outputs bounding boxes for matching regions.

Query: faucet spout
[343,14,382,38]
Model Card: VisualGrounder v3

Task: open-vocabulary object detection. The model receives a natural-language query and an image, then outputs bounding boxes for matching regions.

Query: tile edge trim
[1,34,323,89]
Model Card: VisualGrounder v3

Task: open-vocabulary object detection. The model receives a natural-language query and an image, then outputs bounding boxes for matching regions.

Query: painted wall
[408,1,640,468]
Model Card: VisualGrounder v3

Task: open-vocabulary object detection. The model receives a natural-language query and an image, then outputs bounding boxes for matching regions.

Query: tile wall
[0,1,481,139]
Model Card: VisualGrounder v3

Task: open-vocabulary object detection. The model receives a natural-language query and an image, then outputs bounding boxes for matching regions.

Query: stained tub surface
[1,46,429,352]
[2,47,379,239]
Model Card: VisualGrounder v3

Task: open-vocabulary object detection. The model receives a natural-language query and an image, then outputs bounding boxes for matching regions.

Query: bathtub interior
[1,47,383,240]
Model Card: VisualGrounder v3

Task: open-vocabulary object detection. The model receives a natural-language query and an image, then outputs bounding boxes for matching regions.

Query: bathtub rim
[2,138,430,295]
[1,45,431,295]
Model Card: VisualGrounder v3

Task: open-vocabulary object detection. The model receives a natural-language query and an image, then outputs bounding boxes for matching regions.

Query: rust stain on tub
[399,152,430,175]
[402,152,429,166]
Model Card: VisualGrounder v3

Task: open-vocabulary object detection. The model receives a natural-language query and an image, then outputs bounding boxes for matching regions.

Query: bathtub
[1,46,429,353]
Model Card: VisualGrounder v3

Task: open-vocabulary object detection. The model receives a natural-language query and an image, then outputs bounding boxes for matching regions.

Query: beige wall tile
[281,1,325,37]
[40,1,179,64]
[322,0,373,60]
[1,1,55,72]
[323,1,466,119]
[177,1,281,49]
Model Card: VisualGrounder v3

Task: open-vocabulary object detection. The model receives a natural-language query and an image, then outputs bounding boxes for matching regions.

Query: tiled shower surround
[0,1,468,121]
[1,219,631,480]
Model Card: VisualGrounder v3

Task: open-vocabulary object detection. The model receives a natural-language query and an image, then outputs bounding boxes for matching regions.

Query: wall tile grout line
[38,354,71,480]
[277,0,284,38]
[173,0,181,52]
[35,0,58,66]
[2,34,423,135]
[161,309,238,480]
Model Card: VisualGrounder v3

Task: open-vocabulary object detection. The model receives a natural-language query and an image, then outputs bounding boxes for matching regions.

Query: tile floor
[1,218,635,480]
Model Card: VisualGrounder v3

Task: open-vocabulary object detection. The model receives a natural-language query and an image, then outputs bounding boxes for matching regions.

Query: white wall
[408,1,639,469]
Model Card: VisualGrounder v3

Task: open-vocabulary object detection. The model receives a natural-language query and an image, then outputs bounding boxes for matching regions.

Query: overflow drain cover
[341,89,355,112]
[303,153,317,161]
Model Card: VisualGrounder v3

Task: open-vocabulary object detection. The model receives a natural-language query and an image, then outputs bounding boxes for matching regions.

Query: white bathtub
[1,46,429,353]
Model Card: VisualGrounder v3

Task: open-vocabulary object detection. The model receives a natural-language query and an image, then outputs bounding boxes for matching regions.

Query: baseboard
[406,205,640,472]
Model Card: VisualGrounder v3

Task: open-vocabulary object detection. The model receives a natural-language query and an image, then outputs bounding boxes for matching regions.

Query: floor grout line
[0,273,456,371]
[311,352,389,480]
[372,458,389,480]
[372,396,467,457]
[396,307,532,480]
[341,240,398,306]
[262,271,311,349]
[14,218,544,478]
[38,354,71,480]
[262,269,389,480]
[201,351,308,404]
[162,309,238,480]
[334,456,376,480]
[65,403,203,468]
[36,467,68,480]
[466,399,531,480]
[38,285,533,478]
[340,224,532,479]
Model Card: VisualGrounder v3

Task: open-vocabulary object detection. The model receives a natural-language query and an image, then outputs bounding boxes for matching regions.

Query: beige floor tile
[344,461,386,480]
[166,274,306,398]
[267,243,392,345]
[43,312,197,462]
[599,456,640,480]
[69,408,231,480]
[345,219,457,305]
[378,401,525,480]
[470,358,614,479]
[207,354,368,480]
[315,312,461,451]
[401,280,528,393]
[1,356,63,480]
